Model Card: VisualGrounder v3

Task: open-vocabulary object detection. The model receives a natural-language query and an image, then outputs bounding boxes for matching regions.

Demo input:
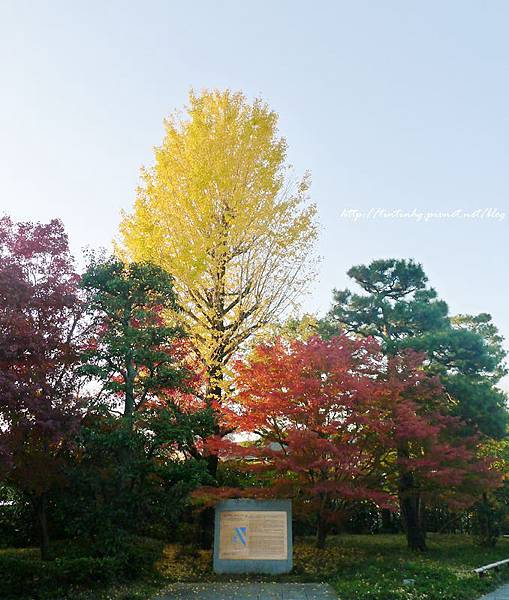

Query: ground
[3,534,509,600]
[155,582,337,599]
[148,534,509,600]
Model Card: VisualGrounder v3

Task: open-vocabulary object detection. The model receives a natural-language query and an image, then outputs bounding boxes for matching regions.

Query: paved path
[479,583,509,599]
[155,583,337,599]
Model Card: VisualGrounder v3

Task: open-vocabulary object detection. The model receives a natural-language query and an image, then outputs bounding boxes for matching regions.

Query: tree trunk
[197,363,224,549]
[397,439,426,551]
[198,506,215,549]
[399,470,426,551]
[381,508,395,532]
[475,491,499,547]
[207,453,219,479]
[124,353,136,419]
[199,415,220,548]
[400,493,426,551]
[205,362,224,479]
[316,513,329,549]
[34,494,52,561]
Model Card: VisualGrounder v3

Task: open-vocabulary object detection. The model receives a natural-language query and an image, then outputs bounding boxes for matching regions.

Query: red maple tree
[211,335,497,548]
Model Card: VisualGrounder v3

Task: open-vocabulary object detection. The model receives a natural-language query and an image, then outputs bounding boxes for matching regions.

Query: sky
[1,1,508,386]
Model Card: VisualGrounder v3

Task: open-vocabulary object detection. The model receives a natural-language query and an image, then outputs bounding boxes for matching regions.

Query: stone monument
[213,498,292,574]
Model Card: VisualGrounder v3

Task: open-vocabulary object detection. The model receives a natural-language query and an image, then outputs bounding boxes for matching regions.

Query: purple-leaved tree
[0,217,85,560]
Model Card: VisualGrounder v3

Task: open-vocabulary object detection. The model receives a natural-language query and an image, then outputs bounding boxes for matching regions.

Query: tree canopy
[321,258,508,439]
[118,89,318,410]
[0,217,85,559]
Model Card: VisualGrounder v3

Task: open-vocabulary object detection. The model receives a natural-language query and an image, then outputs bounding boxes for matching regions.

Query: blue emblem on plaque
[232,526,247,545]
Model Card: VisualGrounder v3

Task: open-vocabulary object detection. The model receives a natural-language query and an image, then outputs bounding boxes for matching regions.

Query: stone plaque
[213,499,292,574]
[219,510,287,560]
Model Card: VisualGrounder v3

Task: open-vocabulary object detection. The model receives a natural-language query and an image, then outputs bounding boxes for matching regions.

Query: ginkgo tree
[118,89,318,474]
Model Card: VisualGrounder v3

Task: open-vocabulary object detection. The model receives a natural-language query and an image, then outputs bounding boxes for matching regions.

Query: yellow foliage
[118,89,317,380]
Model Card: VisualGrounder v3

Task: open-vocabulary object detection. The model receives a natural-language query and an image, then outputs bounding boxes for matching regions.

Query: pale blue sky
[1,1,508,386]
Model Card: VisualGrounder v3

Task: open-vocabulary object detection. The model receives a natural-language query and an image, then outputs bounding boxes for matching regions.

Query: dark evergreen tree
[320,259,508,550]
[76,258,213,544]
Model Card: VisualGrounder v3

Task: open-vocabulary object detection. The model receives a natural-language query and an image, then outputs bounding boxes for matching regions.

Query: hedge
[0,537,164,599]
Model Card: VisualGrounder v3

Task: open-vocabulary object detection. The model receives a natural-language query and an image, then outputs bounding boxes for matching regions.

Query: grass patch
[2,534,509,599]
[153,534,509,599]
[323,534,509,600]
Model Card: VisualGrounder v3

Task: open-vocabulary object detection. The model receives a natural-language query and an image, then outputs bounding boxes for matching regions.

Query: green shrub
[0,537,164,599]
[0,555,118,599]
[119,536,165,578]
